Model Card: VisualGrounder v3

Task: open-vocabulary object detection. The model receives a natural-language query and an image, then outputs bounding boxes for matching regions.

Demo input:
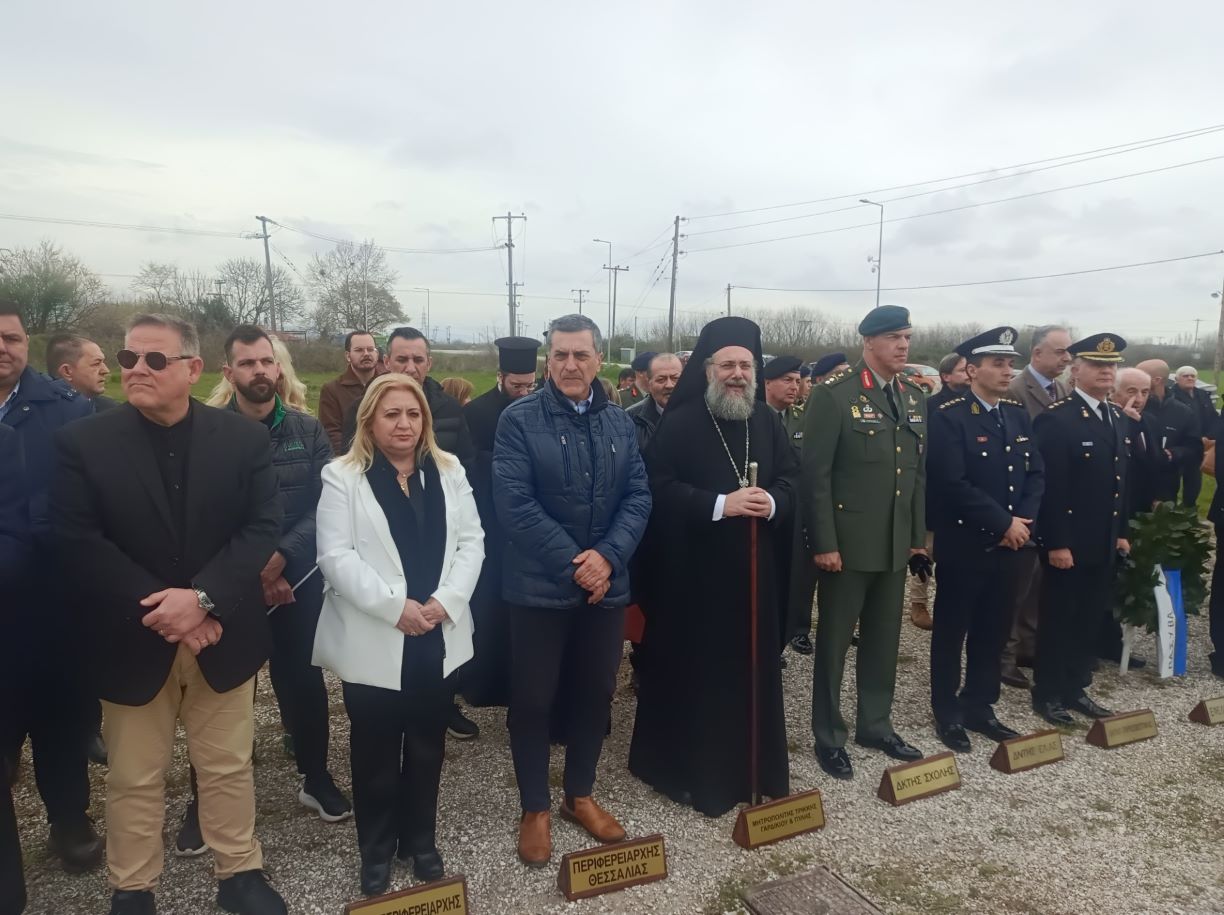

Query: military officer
[802,305,928,780]
[926,328,1045,752]
[1031,333,1130,726]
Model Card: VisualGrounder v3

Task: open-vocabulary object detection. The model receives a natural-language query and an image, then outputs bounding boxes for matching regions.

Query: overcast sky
[3,1,1223,345]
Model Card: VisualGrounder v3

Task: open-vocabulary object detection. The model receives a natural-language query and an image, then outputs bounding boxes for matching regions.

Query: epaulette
[999,397,1023,408]
[939,396,966,410]
[822,369,853,386]
[1046,395,1073,410]
[48,379,79,400]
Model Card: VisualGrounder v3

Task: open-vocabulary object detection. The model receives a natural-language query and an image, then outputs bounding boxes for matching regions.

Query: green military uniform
[802,358,927,750]
[780,404,805,449]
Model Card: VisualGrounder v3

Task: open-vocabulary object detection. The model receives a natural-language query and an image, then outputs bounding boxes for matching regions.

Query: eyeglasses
[714,361,756,374]
[116,350,192,371]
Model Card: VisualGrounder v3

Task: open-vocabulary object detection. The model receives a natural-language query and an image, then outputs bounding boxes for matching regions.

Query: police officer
[1031,333,1130,726]
[802,305,928,780]
[926,328,1044,752]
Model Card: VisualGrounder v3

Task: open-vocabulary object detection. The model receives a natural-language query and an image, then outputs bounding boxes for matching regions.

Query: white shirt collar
[1026,363,1057,387]
[972,392,998,412]
[1074,388,1103,413]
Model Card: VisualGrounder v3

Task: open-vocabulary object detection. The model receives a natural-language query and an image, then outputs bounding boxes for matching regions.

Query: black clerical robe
[629,399,798,816]
[461,384,513,706]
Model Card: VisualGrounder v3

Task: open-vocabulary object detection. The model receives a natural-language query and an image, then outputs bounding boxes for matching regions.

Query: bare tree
[215,258,303,326]
[308,239,404,335]
[0,241,107,333]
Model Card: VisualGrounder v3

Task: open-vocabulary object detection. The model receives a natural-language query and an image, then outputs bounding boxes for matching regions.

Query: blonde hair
[599,377,620,406]
[205,335,311,414]
[340,374,454,472]
[441,376,474,406]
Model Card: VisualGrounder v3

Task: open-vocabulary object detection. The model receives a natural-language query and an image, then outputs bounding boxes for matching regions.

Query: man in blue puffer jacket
[493,313,651,869]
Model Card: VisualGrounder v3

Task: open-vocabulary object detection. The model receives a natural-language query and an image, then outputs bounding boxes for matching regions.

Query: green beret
[857,305,911,337]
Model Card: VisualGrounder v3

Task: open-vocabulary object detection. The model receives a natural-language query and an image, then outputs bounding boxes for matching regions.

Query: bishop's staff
[747,460,760,806]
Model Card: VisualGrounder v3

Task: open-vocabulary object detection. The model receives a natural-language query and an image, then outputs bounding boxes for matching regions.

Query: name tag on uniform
[976,435,989,443]
[792,431,803,440]
[1015,435,1030,443]
[1081,441,1094,447]
[907,413,922,424]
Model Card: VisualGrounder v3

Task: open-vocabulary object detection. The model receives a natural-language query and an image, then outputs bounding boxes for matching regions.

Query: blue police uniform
[925,327,1045,744]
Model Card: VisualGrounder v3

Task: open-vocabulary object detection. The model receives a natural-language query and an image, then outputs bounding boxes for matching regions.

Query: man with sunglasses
[0,301,101,878]
[51,314,286,915]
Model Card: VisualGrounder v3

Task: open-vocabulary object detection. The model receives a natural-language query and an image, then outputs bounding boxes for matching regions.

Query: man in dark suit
[0,302,100,873]
[1135,359,1201,503]
[1031,333,1131,727]
[999,325,1073,689]
[1172,365,1217,506]
[52,313,286,915]
[45,332,118,411]
[1114,368,1163,517]
[925,328,1044,753]
[1,423,30,915]
[927,351,968,410]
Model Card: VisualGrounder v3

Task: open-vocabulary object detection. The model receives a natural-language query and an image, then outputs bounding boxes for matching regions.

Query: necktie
[1098,402,1111,429]
[1046,382,1056,401]
[884,382,899,420]
[993,406,1007,438]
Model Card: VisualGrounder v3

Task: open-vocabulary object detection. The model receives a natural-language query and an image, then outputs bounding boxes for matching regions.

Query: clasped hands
[140,588,220,656]
[397,597,450,636]
[260,551,294,607]
[572,549,613,605]
[724,486,772,519]
[998,517,1033,551]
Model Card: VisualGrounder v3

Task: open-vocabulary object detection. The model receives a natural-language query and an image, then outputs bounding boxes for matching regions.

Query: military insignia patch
[971,402,980,414]
[851,405,861,419]
[1000,328,1016,346]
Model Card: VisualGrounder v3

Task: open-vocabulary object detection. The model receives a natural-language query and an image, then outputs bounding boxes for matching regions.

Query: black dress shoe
[815,747,853,780]
[48,816,103,871]
[661,786,693,806]
[855,733,923,762]
[964,717,1021,742]
[217,870,287,914]
[87,733,108,766]
[1033,699,1074,726]
[1000,666,1032,690]
[174,799,208,857]
[1067,695,1113,719]
[446,705,480,740]
[110,889,156,915]
[935,723,972,753]
[789,633,814,655]
[360,860,392,896]
[413,850,445,882]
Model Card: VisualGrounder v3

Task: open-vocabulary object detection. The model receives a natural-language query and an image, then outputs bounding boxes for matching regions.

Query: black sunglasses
[116,349,192,371]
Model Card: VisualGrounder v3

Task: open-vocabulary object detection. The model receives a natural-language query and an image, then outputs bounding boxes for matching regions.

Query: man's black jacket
[1143,393,1201,500]
[52,401,282,705]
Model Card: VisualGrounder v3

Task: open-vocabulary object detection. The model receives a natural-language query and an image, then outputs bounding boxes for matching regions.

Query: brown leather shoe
[1001,665,1032,690]
[909,602,933,631]
[560,795,626,844]
[517,811,551,867]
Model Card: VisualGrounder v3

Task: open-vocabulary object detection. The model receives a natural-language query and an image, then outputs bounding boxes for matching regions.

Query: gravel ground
[14,575,1224,915]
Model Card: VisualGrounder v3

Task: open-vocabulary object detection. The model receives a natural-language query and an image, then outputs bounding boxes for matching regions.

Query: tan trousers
[101,645,262,891]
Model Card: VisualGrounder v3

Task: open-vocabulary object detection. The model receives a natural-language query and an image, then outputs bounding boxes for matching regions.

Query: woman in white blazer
[313,374,484,896]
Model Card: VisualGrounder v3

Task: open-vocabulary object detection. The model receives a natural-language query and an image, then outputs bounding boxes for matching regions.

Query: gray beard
[705,378,756,421]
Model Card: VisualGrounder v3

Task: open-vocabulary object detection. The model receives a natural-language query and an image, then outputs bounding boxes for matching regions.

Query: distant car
[903,363,941,393]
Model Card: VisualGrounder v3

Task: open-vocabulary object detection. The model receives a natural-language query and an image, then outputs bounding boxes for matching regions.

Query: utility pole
[255,215,276,331]
[667,215,682,351]
[493,212,526,335]
[571,288,589,314]
[604,265,628,361]
[633,316,638,351]
[726,283,732,316]
[593,239,613,356]
[413,287,431,338]
[860,199,884,309]
[1213,270,1224,391]
[1193,318,1202,350]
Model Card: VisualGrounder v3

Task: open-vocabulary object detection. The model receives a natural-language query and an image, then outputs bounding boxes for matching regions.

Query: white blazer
[312,454,485,690]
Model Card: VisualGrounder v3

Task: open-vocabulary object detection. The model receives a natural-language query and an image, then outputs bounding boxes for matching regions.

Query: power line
[686,122,1224,220]
[686,154,1224,254]
[0,212,250,238]
[732,250,1224,294]
[686,128,1224,237]
[268,218,503,255]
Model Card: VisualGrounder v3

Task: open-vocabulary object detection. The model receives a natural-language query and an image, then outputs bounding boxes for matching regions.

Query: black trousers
[342,639,450,866]
[267,598,329,778]
[930,549,1027,725]
[1181,463,1203,509]
[1033,559,1113,705]
[508,604,624,812]
[1210,524,1224,659]
[4,646,90,826]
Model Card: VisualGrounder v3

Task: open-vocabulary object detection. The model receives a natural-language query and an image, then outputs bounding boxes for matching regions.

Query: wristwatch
[193,588,217,616]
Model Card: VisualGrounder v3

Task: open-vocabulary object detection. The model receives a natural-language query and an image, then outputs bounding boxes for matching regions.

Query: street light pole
[593,239,613,358]
[860,198,884,308]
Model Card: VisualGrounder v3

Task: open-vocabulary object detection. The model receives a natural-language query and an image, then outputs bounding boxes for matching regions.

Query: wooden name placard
[344,875,468,915]
[989,729,1065,775]
[732,788,826,849]
[1189,696,1224,726]
[877,752,961,806]
[1085,709,1157,749]
[558,834,667,902]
